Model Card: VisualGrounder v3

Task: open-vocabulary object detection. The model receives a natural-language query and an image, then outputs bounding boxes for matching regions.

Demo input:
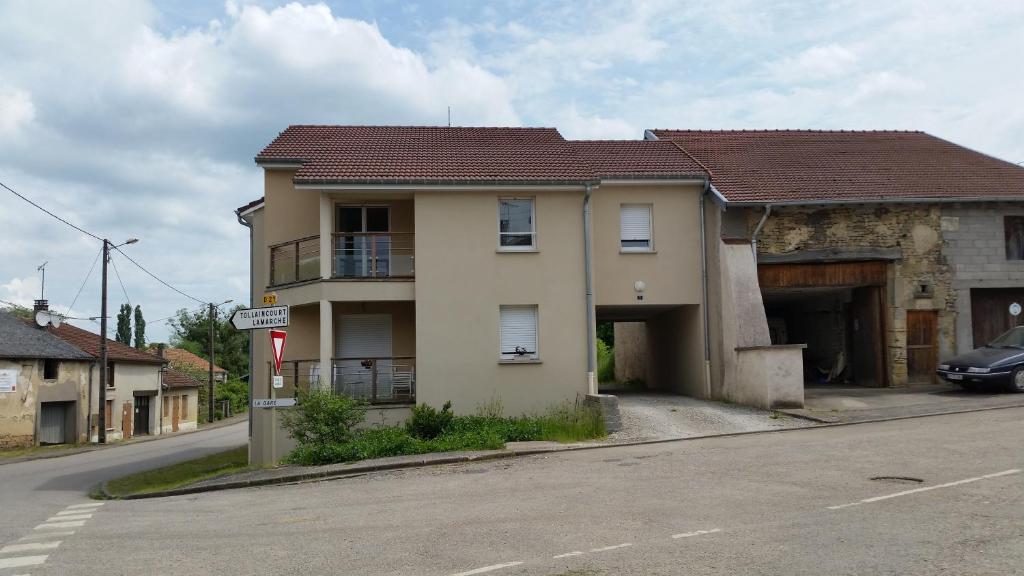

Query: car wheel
[1008,367,1024,393]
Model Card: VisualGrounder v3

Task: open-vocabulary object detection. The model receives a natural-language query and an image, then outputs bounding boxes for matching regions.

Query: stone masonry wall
[749,204,954,386]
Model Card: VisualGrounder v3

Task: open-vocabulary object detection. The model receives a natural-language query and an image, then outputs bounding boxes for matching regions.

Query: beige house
[158,366,201,434]
[237,126,752,465]
[0,310,94,447]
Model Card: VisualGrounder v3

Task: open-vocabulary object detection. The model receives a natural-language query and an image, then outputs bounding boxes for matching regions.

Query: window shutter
[337,314,393,358]
[620,205,652,246]
[500,306,538,358]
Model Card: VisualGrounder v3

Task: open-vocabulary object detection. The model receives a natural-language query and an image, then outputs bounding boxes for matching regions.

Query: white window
[500,305,538,360]
[498,198,536,250]
[620,204,653,251]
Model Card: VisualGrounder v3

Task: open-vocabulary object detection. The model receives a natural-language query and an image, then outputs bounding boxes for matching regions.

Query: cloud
[764,44,859,83]
[0,86,35,137]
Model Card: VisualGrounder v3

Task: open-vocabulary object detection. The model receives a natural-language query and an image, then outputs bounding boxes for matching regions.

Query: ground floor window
[500,305,538,360]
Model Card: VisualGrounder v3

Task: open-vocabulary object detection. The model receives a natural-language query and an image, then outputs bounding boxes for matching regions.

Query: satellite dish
[35,310,48,327]
[50,314,62,328]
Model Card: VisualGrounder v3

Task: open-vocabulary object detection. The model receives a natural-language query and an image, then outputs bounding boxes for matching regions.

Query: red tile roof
[256,125,596,185]
[43,322,165,364]
[572,140,707,179]
[162,367,201,389]
[150,346,226,375]
[650,130,1024,204]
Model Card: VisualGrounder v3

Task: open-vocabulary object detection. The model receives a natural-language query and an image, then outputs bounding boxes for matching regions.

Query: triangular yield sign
[269,329,287,375]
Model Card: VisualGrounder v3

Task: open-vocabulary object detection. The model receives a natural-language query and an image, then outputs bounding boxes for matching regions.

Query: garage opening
[596,304,704,397]
[38,401,75,445]
[759,261,888,388]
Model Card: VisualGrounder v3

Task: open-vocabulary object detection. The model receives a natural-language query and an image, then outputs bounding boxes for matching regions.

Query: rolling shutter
[620,204,652,249]
[337,314,393,358]
[500,305,538,359]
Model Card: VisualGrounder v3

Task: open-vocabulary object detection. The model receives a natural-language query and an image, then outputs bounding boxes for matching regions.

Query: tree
[133,305,146,349]
[115,303,132,345]
[168,305,249,378]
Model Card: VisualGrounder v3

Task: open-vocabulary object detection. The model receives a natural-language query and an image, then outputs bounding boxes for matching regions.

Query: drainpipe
[751,204,772,263]
[237,211,254,438]
[699,181,712,397]
[583,183,597,394]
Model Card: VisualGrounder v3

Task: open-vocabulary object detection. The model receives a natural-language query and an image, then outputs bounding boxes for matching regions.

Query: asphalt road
[0,421,246,547]
[7,410,1024,575]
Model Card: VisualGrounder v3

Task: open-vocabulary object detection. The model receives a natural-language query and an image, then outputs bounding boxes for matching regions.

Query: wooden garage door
[907,310,938,384]
[971,288,1024,348]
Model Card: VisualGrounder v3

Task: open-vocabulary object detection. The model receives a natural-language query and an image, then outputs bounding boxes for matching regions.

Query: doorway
[39,401,73,445]
[133,395,150,436]
[172,395,181,432]
[336,205,391,277]
[906,310,938,384]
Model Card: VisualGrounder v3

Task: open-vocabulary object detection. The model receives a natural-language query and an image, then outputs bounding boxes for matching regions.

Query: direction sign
[252,398,296,408]
[230,305,289,330]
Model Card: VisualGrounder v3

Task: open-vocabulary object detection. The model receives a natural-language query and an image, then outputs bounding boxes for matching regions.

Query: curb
[103,401,1024,500]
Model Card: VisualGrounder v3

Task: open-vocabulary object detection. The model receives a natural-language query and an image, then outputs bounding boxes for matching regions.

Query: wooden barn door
[851,286,886,387]
[907,310,938,384]
[121,402,133,439]
[172,396,181,432]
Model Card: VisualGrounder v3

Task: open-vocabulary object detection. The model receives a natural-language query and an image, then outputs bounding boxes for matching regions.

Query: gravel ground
[606,392,816,442]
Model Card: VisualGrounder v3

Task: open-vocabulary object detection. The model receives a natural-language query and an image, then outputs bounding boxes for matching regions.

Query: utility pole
[208,301,215,423]
[98,241,109,444]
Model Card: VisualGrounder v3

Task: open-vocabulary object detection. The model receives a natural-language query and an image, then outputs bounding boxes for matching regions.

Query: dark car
[937,326,1024,392]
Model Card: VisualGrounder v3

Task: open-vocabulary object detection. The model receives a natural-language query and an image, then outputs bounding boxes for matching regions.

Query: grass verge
[0,443,88,460]
[103,446,250,498]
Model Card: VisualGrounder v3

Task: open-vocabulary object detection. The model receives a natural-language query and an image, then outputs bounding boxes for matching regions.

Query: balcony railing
[268,360,322,395]
[332,356,416,404]
[270,235,320,286]
[332,232,414,279]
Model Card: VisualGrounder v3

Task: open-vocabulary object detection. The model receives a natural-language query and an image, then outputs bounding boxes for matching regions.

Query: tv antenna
[37,261,47,300]
[448,106,451,127]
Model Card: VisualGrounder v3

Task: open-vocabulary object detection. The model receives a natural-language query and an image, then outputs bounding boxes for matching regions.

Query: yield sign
[270,329,287,375]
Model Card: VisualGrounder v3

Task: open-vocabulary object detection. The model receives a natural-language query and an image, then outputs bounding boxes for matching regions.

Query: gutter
[699,181,712,397]
[236,210,255,438]
[751,205,772,263]
[583,184,597,394]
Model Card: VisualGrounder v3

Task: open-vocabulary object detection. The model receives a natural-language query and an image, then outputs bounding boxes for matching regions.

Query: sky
[1,0,1023,342]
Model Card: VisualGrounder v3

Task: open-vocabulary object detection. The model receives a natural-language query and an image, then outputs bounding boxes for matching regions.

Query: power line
[65,246,104,317]
[109,253,132,307]
[112,246,207,305]
[1,180,102,241]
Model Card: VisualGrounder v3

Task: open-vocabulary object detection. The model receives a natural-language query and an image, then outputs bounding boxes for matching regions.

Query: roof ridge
[284,124,560,130]
[651,128,926,134]
[668,140,715,180]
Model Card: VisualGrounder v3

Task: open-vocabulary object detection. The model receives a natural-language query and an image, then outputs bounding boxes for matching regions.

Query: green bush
[216,379,249,413]
[597,338,615,383]
[406,400,454,439]
[280,390,366,446]
[535,401,606,442]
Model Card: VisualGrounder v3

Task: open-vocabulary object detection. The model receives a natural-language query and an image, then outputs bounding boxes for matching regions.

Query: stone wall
[749,204,954,386]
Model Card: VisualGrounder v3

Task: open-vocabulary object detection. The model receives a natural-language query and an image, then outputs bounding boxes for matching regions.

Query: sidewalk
[780,384,1024,423]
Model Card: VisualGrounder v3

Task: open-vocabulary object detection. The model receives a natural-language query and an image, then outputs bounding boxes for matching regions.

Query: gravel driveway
[606,392,815,442]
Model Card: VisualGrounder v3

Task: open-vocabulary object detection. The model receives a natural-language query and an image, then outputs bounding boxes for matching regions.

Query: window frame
[619,203,654,252]
[497,197,537,252]
[104,399,114,430]
[1005,215,1024,261]
[499,305,540,361]
[106,362,115,388]
[42,359,59,380]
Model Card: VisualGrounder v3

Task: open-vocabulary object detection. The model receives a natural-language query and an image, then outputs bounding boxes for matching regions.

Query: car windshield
[989,326,1024,349]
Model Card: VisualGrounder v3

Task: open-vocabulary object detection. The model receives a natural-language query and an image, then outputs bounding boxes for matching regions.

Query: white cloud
[765,43,859,82]
[0,86,35,136]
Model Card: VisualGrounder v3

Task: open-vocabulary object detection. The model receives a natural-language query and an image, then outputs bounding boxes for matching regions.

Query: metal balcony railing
[269,235,320,286]
[332,356,416,404]
[267,360,322,396]
[332,233,414,279]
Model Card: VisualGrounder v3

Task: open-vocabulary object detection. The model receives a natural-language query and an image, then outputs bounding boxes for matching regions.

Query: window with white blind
[620,204,653,251]
[498,198,536,250]
[499,305,538,360]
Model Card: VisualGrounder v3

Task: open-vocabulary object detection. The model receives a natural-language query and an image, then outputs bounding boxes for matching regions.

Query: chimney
[157,343,165,358]
[33,299,48,312]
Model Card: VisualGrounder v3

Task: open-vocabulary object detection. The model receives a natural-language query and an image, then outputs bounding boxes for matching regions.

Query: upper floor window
[1006,216,1024,260]
[621,204,653,252]
[500,305,538,360]
[106,362,115,387]
[43,359,59,380]
[498,198,535,250]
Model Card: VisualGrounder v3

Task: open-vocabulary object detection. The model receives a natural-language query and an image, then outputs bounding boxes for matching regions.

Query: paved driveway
[796,383,1024,422]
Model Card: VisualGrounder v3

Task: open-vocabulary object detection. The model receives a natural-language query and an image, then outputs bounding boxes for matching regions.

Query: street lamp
[208,299,233,422]
[98,238,139,444]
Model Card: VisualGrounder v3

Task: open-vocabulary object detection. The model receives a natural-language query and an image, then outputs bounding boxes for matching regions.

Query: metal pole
[98,240,109,444]
[208,302,215,423]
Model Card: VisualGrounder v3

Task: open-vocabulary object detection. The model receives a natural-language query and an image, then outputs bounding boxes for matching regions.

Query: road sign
[263,293,278,305]
[230,305,289,330]
[252,398,296,408]
[1011,302,1022,317]
[272,375,284,389]
[270,329,287,375]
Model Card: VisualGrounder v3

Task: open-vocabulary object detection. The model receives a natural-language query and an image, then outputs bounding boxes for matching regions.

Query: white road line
[449,561,524,575]
[827,469,1021,510]
[589,543,633,553]
[0,555,48,569]
[552,551,584,559]
[671,528,722,539]
[56,509,93,516]
[46,514,92,522]
[1,541,62,554]
[34,521,86,530]
[65,502,104,510]
[20,531,74,540]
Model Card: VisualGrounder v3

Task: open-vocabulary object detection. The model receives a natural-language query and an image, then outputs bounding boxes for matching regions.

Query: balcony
[270,236,320,286]
[272,357,416,405]
[332,232,414,279]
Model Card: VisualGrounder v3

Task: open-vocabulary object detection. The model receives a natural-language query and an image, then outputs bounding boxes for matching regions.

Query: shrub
[406,400,453,439]
[597,339,615,383]
[280,390,366,446]
[536,400,606,443]
[216,379,249,413]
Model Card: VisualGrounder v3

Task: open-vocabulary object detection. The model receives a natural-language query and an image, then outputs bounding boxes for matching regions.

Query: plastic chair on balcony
[391,365,415,399]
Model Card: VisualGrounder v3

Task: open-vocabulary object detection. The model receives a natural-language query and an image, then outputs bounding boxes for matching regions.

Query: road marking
[46,514,91,522]
[589,543,633,553]
[1,541,61,554]
[827,469,1021,510]
[65,503,104,510]
[56,509,94,516]
[449,561,524,575]
[552,551,584,559]
[671,528,722,539]
[0,555,48,569]
[20,531,74,540]
[34,521,86,530]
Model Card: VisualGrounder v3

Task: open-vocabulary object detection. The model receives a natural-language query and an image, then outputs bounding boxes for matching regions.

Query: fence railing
[332,356,416,404]
[269,360,322,396]
[270,235,320,286]
[332,233,414,279]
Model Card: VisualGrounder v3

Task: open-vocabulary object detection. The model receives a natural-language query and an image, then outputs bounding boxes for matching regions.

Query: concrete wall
[646,305,705,396]
[750,204,953,386]
[613,322,647,383]
[591,183,703,306]
[729,345,806,410]
[940,203,1024,354]
[0,359,92,448]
